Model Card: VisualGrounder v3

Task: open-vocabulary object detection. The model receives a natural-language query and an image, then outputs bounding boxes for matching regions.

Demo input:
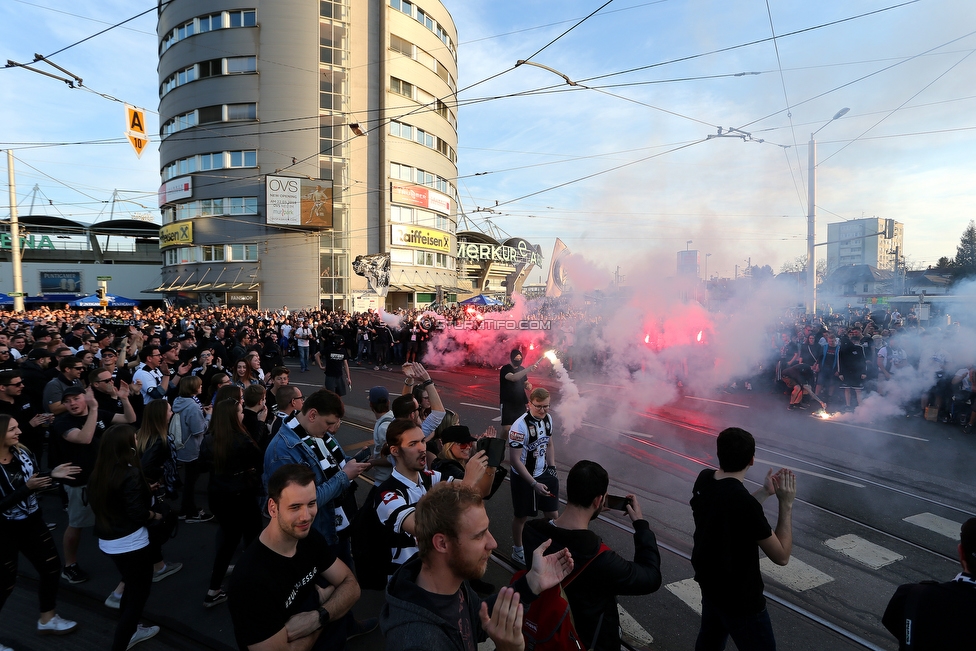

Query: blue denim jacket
[263,420,350,545]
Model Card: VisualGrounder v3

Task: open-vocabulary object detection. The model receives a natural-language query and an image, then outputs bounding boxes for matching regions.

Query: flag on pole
[545,238,571,297]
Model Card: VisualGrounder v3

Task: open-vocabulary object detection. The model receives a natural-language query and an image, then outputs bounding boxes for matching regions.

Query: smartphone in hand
[353,446,372,463]
[605,495,632,511]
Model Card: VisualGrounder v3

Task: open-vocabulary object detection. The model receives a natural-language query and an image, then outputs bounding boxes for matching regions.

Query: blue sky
[2,0,975,283]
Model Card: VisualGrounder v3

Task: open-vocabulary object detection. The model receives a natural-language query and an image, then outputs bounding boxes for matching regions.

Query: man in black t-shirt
[499,349,538,437]
[882,517,976,650]
[691,427,796,651]
[52,385,135,584]
[228,464,360,651]
[315,336,351,397]
[0,369,53,460]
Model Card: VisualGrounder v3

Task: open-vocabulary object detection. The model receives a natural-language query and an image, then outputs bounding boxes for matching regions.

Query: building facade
[155,0,461,310]
[826,217,903,273]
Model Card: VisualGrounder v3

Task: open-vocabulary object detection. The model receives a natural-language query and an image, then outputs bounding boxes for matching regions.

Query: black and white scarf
[0,446,38,520]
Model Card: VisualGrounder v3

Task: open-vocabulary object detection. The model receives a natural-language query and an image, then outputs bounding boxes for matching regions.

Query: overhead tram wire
[819,48,976,166]
[573,0,922,85]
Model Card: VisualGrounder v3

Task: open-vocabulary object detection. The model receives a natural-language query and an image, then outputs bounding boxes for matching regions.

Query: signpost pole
[6,150,25,312]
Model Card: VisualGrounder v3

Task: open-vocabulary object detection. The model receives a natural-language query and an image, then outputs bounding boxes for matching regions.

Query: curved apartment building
[155,0,461,309]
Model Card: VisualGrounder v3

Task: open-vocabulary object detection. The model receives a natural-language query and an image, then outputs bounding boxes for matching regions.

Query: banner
[266,176,333,229]
[391,224,451,254]
[159,221,193,249]
[545,238,571,298]
[352,253,391,297]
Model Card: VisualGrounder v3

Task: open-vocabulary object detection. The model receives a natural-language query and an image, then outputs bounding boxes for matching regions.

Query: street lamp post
[807,107,849,315]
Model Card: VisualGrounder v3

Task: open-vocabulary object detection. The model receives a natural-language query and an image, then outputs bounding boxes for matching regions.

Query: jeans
[695,598,776,651]
[298,346,310,371]
[0,512,62,614]
[107,544,154,651]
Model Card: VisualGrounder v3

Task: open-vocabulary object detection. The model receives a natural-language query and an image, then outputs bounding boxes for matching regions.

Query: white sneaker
[127,625,159,649]
[511,548,525,565]
[37,614,78,635]
[105,591,122,609]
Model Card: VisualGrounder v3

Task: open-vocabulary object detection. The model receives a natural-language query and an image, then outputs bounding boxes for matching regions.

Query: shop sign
[226,291,258,306]
[0,234,56,250]
[158,176,192,205]
[391,183,451,215]
[159,221,193,249]
[391,224,451,254]
[458,239,543,267]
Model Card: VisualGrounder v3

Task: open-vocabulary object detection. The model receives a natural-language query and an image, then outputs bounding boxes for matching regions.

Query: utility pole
[613,266,625,287]
[5,150,25,312]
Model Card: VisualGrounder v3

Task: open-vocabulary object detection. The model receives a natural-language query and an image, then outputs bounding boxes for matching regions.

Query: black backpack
[349,473,431,590]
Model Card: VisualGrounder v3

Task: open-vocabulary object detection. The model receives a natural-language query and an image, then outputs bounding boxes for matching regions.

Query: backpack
[168,410,186,451]
[512,542,610,651]
[349,473,432,591]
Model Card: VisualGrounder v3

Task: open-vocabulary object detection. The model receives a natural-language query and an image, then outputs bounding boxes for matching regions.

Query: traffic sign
[8,292,24,297]
[97,276,113,281]
[99,299,109,307]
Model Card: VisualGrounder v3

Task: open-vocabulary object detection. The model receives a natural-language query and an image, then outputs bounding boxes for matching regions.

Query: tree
[779,256,806,274]
[934,256,954,270]
[954,220,976,278]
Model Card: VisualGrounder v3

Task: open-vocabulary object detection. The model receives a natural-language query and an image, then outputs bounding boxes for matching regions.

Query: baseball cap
[27,348,51,360]
[368,386,389,404]
[440,425,477,445]
[101,347,119,356]
[62,385,86,399]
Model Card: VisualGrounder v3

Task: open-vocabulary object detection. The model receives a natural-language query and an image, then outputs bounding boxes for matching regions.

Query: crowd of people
[0,302,972,651]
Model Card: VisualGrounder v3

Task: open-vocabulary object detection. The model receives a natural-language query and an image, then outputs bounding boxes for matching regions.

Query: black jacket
[524,517,662,651]
[199,430,263,495]
[92,465,154,541]
[882,574,976,650]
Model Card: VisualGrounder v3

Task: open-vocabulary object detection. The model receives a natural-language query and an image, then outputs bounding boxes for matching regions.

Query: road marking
[583,382,626,389]
[760,556,834,592]
[618,604,654,645]
[478,640,496,651]
[753,458,865,488]
[819,419,928,441]
[491,416,501,422]
[460,402,498,411]
[824,534,904,569]
[904,512,962,539]
[684,396,749,408]
[666,578,702,615]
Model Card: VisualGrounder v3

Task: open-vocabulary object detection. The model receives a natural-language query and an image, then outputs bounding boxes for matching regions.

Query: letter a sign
[125,104,149,159]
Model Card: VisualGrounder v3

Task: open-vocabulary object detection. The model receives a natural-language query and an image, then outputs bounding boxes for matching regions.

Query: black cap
[440,425,477,445]
[27,348,51,360]
[62,385,86,399]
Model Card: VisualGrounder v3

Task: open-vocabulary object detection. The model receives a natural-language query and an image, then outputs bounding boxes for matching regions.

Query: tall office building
[826,217,903,273]
[155,0,461,309]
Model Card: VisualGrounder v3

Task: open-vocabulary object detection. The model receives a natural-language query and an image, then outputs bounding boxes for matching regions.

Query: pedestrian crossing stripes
[666,578,703,615]
[824,534,904,569]
[760,556,834,591]
[903,512,962,540]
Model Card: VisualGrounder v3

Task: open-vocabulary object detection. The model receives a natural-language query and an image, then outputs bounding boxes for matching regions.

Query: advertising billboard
[40,271,82,294]
[266,176,333,229]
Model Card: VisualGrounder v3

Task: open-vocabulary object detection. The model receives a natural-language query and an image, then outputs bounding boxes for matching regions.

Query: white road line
[684,396,750,408]
[824,534,904,569]
[904,512,963,539]
[760,556,834,592]
[460,402,498,411]
[582,382,627,389]
[618,604,654,645]
[753,458,865,488]
[666,578,702,615]
[478,640,496,651]
[819,419,928,441]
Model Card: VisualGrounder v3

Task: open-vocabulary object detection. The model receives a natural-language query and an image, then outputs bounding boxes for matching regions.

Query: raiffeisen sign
[457,238,543,268]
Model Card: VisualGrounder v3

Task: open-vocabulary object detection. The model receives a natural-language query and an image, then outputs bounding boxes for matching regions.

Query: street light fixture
[807,107,850,315]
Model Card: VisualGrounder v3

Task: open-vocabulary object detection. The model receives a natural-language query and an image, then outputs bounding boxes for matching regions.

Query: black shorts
[500,402,527,427]
[510,471,559,518]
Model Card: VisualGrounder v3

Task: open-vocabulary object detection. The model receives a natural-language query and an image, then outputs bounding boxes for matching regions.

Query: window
[226,56,256,74]
[198,105,223,124]
[161,110,198,138]
[390,121,411,139]
[168,197,257,218]
[201,245,225,262]
[160,10,256,54]
[228,151,257,167]
[198,59,222,78]
[228,244,258,261]
[390,77,413,99]
[390,34,413,57]
[390,163,412,181]
[416,129,435,148]
[227,103,257,120]
[391,248,413,264]
[390,205,414,224]
[160,65,195,96]
[229,9,257,27]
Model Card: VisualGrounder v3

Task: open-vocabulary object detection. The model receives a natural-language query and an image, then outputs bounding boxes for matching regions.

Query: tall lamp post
[807,107,849,315]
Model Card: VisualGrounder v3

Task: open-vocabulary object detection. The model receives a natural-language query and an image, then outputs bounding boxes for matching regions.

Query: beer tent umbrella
[458,294,503,306]
[68,294,141,307]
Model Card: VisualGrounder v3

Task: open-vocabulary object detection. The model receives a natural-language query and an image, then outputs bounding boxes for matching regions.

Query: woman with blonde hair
[0,414,80,639]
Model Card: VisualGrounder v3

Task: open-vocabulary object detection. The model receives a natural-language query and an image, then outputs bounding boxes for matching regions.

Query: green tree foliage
[954,220,976,278]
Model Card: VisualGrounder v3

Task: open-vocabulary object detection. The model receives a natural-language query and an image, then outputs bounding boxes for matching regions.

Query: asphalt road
[2,359,972,651]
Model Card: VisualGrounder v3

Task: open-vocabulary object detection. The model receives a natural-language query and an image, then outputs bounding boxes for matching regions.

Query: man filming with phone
[523,460,662,651]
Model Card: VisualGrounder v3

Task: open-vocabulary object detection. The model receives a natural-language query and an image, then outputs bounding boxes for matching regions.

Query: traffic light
[885,219,895,239]
[96,287,105,299]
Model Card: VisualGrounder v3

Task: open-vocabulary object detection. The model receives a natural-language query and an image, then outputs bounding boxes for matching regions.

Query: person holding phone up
[523,460,662,651]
